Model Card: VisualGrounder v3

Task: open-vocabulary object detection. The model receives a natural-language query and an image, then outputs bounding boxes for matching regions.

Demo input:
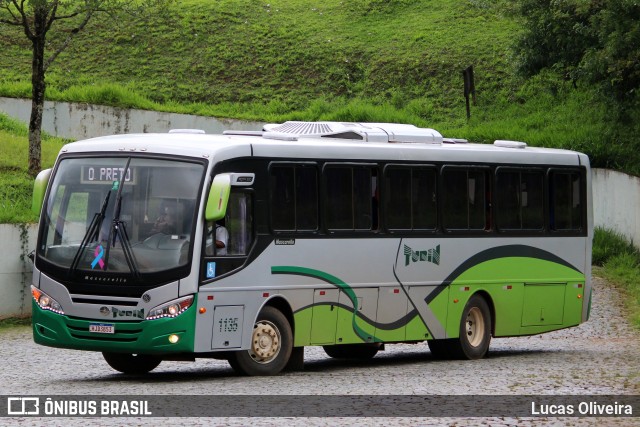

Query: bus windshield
[39,157,205,275]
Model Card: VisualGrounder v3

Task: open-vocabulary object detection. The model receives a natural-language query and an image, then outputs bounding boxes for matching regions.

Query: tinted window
[442,168,489,231]
[550,171,582,231]
[270,165,318,231]
[325,166,374,231]
[496,169,544,230]
[385,166,437,230]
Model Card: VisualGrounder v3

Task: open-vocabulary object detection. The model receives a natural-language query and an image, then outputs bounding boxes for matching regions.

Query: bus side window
[270,164,318,232]
[205,220,228,256]
[205,191,253,256]
[384,166,436,231]
[496,169,544,231]
[550,171,582,231]
[325,165,375,231]
[442,168,488,231]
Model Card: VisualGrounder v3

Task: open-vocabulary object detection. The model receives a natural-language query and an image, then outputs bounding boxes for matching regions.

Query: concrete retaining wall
[0,97,263,139]
[0,224,37,318]
[592,168,640,245]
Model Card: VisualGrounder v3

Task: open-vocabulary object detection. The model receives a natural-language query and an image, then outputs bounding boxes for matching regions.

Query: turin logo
[404,244,440,266]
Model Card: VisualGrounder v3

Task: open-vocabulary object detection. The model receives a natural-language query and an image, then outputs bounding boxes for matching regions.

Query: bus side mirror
[205,173,232,221]
[32,168,52,215]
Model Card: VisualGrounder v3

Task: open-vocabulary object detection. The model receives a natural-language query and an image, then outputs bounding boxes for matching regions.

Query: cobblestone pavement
[2,276,638,426]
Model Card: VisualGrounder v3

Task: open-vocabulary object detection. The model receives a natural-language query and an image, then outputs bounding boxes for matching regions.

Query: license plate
[89,323,115,334]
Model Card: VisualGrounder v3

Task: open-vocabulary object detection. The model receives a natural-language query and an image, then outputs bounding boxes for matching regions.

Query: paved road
[2,276,638,426]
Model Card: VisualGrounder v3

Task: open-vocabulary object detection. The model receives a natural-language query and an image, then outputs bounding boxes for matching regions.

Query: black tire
[228,306,293,376]
[102,352,161,374]
[427,295,492,360]
[451,294,492,359]
[323,343,380,359]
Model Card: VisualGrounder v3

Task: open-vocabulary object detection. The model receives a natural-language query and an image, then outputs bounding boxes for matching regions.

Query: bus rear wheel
[228,306,293,376]
[102,352,162,374]
[323,343,380,359]
[427,294,492,360]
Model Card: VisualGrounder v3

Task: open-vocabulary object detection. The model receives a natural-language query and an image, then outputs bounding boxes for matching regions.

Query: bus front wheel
[102,352,162,374]
[228,306,293,376]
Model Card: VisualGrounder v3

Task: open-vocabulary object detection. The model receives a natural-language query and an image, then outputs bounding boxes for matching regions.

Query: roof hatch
[494,140,527,149]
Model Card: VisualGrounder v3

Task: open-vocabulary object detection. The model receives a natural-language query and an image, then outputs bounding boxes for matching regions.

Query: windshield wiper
[69,181,114,276]
[103,158,141,280]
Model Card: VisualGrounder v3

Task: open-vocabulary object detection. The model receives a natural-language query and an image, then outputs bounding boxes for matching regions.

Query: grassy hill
[0,1,516,111]
[0,0,638,173]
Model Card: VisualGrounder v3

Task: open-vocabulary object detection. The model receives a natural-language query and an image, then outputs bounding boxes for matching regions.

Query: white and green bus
[30,121,592,375]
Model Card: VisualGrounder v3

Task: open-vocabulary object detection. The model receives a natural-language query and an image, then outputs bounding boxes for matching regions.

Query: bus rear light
[31,286,64,315]
[146,295,194,320]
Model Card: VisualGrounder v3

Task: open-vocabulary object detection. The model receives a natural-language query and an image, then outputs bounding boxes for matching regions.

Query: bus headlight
[146,295,194,320]
[31,286,64,315]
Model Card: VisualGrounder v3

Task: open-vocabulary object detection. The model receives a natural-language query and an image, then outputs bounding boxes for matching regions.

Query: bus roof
[59,122,588,167]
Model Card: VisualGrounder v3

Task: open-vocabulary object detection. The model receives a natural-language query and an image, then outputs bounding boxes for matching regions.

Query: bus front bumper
[32,300,196,355]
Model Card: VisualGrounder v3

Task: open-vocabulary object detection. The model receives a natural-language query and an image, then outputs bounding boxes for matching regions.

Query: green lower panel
[403,315,430,341]
[295,305,425,345]
[293,308,313,346]
[32,299,196,355]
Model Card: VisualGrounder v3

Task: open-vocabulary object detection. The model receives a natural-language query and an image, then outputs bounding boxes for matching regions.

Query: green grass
[0,316,31,330]
[0,115,67,223]
[593,227,640,328]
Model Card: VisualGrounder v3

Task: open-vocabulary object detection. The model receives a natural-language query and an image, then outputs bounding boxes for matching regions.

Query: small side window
[205,191,253,256]
[550,171,582,231]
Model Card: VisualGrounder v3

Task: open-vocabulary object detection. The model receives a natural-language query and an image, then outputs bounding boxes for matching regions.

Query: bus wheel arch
[228,305,293,376]
[262,296,295,337]
[474,290,496,337]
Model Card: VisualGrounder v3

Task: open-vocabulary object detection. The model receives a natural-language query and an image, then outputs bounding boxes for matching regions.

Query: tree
[0,0,170,177]
[515,0,600,83]
[581,0,640,102]
[515,0,640,104]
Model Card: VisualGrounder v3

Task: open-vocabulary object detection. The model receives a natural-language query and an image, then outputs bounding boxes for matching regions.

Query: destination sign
[81,166,136,184]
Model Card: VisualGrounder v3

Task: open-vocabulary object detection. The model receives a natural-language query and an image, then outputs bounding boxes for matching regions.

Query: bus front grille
[65,319,143,343]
